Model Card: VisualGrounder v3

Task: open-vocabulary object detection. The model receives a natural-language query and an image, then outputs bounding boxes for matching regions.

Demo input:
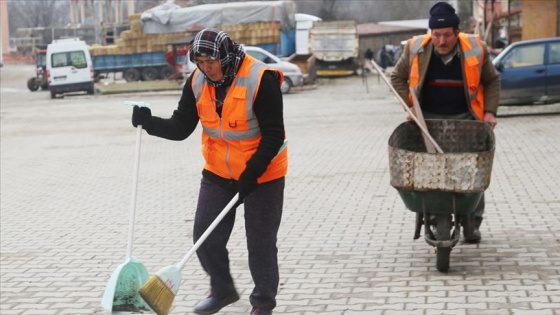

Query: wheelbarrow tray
[388,120,495,214]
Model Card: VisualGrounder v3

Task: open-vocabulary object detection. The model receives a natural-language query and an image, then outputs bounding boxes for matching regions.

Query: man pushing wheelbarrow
[390,1,500,245]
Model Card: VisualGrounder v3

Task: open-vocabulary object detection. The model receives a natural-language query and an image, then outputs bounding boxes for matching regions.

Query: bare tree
[136,0,162,12]
[8,0,60,31]
[318,0,339,20]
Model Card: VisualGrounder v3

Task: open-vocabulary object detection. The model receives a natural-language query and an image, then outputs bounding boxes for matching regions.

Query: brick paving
[1,66,560,314]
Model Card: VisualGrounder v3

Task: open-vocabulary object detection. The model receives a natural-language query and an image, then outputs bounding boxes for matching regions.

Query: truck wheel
[94,72,103,83]
[123,68,141,82]
[280,77,292,94]
[141,67,159,81]
[27,78,39,91]
[160,65,177,80]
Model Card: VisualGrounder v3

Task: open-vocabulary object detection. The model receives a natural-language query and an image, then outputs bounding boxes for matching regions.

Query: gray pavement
[1,64,560,314]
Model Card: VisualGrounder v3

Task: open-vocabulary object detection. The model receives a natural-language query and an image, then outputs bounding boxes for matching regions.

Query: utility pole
[115,0,121,24]
[98,0,104,24]
[79,0,86,25]
[70,0,76,25]
[128,0,135,17]
[1,0,9,62]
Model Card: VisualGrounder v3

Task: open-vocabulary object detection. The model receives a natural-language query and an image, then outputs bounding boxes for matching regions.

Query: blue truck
[92,51,178,82]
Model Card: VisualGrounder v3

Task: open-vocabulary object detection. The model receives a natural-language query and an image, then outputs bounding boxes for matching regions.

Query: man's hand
[406,106,416,121]
[483,112,497,129]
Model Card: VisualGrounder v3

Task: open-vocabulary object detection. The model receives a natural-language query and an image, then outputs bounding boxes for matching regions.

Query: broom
[139,193,240,315]
[139,139,288,314]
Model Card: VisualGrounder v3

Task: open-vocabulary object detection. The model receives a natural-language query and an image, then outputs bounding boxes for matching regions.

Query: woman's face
[194,56,223,82]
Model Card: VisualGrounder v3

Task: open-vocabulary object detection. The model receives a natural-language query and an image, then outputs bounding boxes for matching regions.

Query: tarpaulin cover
[141,1,296,34]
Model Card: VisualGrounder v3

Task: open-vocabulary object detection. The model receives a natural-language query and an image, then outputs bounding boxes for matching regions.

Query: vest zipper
[218,117,234,179]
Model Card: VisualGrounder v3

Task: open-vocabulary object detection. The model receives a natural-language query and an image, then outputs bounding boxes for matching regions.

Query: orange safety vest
[408,33,485,120]
[191,55,288,183]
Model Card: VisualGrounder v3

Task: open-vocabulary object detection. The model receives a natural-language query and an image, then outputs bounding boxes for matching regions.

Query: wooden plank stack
[89,13,186,56]
[88,15,283,57]
[222,21,281,46]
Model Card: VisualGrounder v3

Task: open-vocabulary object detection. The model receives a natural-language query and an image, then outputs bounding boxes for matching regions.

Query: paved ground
[1,64,560,314]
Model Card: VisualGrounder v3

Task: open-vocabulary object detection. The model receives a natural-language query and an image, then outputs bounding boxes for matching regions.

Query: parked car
[46,38,95,99]
[244,46,304,94]
[492,37,560,105]
[181,46,304,94]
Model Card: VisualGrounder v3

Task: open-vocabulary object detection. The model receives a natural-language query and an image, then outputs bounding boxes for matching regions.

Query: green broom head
[138,265,182,315]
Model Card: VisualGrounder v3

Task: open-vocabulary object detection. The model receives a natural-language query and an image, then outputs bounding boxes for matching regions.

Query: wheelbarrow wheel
[435,214,451,272]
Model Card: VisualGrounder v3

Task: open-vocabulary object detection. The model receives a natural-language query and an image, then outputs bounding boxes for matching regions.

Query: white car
[182,46,304,94]
[46,38,94,98]
[244,46,304,94]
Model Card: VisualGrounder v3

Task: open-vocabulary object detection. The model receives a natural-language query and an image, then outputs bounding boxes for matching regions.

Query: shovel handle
[369,60,444,153]
[176,193,240,270]
[409,86,442,153]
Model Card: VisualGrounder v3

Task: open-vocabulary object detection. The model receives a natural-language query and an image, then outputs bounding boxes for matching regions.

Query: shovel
[369,59,443,153]
[101,105,150,312]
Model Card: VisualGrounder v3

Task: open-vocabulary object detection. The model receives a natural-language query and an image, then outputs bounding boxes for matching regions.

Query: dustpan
[102,102,151,312]
[101,256,150,312]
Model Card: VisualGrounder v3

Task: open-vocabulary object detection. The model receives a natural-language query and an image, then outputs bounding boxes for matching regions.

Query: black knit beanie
[429,2,460,29]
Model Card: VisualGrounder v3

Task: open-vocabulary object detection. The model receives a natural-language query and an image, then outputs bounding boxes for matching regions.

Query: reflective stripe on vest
[191,55,287,182]
[192,60,268,141]
[407,33,485,120]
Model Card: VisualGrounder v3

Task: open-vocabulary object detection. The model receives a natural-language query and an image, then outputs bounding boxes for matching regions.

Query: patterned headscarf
[189,28,246,87]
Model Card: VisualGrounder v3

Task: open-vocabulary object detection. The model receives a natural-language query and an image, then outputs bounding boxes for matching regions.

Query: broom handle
[177,193,240,270]
[127,125,142,259]
[369,59,444,153]
[175,139,289,270]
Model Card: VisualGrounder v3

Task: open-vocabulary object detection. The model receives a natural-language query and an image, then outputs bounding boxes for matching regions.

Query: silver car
[243,46,304,94]
[182,45,304,94]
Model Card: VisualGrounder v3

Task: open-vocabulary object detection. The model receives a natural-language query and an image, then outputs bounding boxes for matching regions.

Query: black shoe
[464,227,481,243]
[193,293,240,315]
[250,306,272,315]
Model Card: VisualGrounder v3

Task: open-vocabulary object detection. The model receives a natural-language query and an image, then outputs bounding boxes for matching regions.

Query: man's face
[431,27,459,55]
[194,56,223,82]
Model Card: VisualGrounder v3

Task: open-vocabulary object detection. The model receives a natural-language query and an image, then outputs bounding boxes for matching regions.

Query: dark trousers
[193,176,285,310]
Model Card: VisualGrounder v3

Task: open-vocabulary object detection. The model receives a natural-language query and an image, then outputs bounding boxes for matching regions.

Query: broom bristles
[138,275,175,315]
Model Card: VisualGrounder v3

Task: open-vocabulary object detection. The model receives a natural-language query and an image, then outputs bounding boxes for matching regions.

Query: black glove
[238,167,259,201]
[132,106,153,129]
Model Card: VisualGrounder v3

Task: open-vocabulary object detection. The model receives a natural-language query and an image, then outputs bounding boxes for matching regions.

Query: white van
[46,38,94,98]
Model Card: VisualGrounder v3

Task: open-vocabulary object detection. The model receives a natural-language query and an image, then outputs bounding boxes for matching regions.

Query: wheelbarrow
[388,119,495,272]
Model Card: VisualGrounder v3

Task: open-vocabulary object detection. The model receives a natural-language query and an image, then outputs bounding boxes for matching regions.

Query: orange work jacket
[191,55,288,183]
[408,33,485,120]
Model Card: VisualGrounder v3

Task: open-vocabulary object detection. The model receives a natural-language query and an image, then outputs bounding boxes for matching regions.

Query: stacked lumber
[89,14,185,56]
[222,21,281,46]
